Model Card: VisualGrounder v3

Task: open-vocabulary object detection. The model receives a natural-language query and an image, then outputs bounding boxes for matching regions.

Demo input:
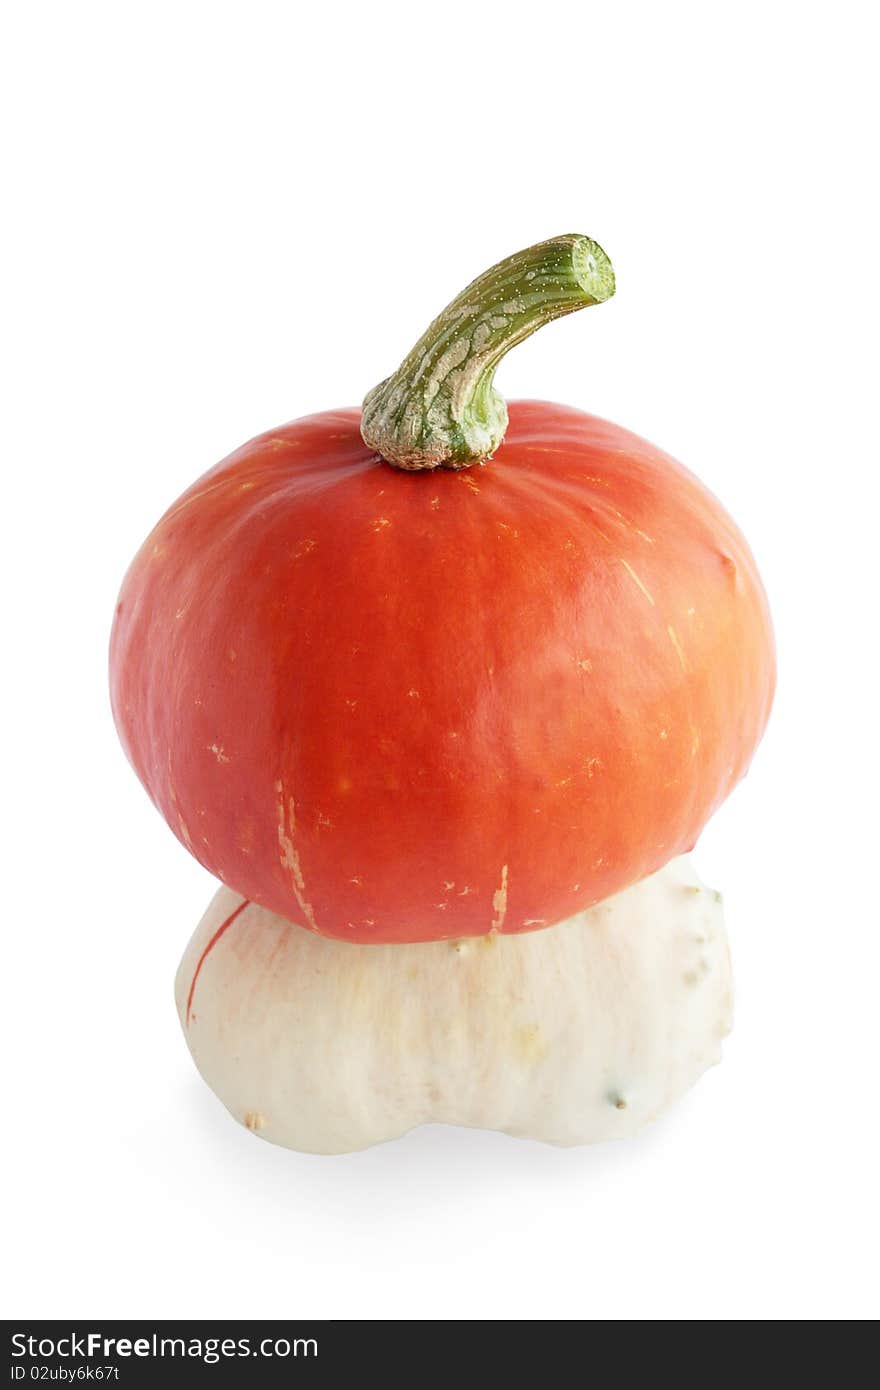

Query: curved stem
[361,234,615,471]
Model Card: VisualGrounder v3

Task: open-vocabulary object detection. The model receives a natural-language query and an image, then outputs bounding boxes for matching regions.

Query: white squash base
[175,856,732,1154]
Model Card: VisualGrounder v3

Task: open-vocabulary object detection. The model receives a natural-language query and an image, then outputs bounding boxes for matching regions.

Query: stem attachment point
[361,234,615,471]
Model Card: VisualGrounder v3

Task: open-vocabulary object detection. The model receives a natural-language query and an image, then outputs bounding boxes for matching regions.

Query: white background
[2,1,878,1322]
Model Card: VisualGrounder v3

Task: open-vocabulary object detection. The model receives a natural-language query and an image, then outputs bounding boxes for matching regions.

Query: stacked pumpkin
[110,237,774,1152]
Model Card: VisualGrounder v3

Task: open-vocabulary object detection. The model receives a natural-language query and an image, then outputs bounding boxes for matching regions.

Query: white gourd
[175,855,732,1154]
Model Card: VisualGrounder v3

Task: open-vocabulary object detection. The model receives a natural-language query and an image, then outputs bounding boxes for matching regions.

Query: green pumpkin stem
[361,234,615,471]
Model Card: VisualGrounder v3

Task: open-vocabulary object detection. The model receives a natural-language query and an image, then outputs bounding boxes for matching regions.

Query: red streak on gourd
[186,898,250,1025]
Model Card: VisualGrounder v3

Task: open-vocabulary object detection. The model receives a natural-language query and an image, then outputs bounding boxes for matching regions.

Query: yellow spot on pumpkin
[276,781,318,932]
[667,625,686,670]
[619,557,655,606]
[491,864,509,933]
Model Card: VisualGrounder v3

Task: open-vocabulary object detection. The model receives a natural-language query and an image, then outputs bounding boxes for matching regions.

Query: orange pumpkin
[110,236,774,943]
